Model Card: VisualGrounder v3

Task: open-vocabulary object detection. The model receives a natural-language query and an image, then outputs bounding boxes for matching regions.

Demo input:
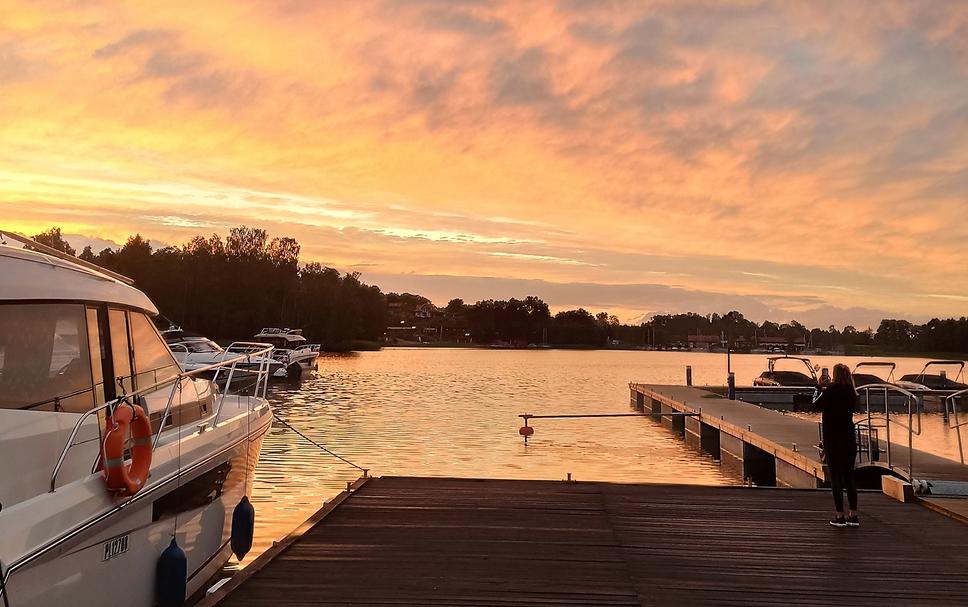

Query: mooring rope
[272,413,369,475]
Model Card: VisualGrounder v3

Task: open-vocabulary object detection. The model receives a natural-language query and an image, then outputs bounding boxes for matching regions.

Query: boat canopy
[0,243,157,314]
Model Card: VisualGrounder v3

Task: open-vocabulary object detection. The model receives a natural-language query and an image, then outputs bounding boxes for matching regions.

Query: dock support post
[720,432,776,485]
[727,372,736,400]
[775,458,821,488]
[685,411,701,450]
[660,402,685,436]
[686,366,693,387]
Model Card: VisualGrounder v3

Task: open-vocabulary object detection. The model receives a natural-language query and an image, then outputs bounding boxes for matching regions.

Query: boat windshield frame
[910,360,966,383]
[853,361,896,383]
[167,337,225,354]
[766,355,818,382]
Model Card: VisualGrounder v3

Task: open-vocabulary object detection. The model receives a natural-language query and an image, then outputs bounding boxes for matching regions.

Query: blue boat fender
[231,495,256,561]
[156,536,187,607]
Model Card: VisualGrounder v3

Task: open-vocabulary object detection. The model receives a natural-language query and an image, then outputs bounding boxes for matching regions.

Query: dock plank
[206,477,968,606]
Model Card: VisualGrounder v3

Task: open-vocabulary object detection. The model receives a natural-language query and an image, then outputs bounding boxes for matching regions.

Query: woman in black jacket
[813,363,859,527]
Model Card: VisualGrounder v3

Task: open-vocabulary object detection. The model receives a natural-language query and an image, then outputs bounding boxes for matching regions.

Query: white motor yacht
[252,328,320,378]
[163,329,285,381]
[0,232,274,607]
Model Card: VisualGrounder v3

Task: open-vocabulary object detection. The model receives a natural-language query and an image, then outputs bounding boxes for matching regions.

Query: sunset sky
[2,1,966,327]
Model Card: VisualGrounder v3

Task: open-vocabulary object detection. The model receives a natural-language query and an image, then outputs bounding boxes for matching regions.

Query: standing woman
[813,363,860,527]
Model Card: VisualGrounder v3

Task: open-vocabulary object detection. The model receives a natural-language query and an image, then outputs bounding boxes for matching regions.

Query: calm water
[234,349,963,565]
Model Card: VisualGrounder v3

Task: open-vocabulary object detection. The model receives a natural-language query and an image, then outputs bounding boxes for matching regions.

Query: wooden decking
[633,384,968,483]
[202,476,968,606]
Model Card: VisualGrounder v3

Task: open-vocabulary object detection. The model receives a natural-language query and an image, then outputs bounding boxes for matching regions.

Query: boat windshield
[179,338,224,354]
[0,303,94,411]
[264,336,304,349]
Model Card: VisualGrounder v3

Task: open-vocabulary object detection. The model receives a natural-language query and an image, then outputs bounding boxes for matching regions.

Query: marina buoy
[156,537,187,607]
[231,496,256,561]
[519,425,534,437]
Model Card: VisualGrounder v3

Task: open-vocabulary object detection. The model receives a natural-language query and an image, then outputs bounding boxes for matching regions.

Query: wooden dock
[200,476,968,606]
[630,384,968,487]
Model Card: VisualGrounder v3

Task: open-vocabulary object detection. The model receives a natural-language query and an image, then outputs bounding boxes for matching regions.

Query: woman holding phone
[813,363,860,527]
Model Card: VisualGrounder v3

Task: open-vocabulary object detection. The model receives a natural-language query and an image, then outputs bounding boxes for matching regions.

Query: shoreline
[377,343,968,359]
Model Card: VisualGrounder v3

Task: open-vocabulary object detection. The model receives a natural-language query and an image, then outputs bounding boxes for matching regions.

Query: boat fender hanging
[231,496,256,561]
[102,402,153,496]
[156,537,187,607]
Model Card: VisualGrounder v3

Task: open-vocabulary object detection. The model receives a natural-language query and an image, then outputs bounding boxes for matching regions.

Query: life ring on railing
[102,403,153,496]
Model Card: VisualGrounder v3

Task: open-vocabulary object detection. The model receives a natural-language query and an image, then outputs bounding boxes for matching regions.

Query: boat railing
[49,343,274,493]
[944,388,968,465]
[854,383,922,479]
[167,342,190,354]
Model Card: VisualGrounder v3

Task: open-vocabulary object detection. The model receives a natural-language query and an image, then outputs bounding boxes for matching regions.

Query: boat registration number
[102,534,129,561]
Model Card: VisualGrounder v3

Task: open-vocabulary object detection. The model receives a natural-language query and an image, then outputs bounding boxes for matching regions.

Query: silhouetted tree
[31,227,76,256]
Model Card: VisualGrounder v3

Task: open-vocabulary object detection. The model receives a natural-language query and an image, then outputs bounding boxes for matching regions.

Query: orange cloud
[1,0,967,324]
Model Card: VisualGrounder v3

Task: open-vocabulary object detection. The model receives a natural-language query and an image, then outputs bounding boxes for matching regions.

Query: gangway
[852,383,921,481]
[944,388,968,465]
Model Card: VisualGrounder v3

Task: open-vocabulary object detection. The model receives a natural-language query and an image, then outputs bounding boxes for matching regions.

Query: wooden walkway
[202,477,968,606]
[633,384,968,483]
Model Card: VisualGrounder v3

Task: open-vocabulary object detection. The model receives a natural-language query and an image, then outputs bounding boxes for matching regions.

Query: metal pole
[885,390,892,470]
[909,396,914,480]
[685,366,693,386]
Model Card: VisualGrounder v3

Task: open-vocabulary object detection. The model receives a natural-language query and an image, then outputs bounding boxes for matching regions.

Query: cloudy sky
[2,1,966,327]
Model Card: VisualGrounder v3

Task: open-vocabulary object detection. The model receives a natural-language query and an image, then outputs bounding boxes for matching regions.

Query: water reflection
[234,349,963,565]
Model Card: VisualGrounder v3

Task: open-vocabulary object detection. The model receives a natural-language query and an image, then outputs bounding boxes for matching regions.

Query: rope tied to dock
[273,413,369,476]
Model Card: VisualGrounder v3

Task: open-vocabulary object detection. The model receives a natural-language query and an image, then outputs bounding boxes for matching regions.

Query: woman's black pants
[827,451,858,513]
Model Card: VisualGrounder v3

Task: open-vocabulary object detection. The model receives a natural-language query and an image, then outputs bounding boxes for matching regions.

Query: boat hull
[2,404,270,607]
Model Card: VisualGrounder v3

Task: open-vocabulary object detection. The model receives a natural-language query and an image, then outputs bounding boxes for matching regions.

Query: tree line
[32,226,386,350]
[28,226,968,354]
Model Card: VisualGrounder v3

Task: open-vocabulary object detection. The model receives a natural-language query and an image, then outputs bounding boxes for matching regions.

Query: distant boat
[896,360,967,394]
[253,327,320,378]
[851,361,897,388]
[753,355,819,387]
[163,328,285,382]
[851,361,914,407]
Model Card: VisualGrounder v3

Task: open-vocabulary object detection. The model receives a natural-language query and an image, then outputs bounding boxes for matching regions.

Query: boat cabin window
[87,307,106,404]
[264,336,289,349]
[263,336,304,349]
[0,303,95,412]
[129,312,180,387]
[109,308,134,395]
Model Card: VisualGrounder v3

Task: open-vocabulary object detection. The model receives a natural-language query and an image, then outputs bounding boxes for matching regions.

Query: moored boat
[753,356,819,387]
[252,328,320,378]
[896,360,967,394]
[0,232,273,606]
[163,327,286,386]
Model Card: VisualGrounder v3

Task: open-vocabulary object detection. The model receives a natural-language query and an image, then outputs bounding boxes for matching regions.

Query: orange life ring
[102,403,153,496]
